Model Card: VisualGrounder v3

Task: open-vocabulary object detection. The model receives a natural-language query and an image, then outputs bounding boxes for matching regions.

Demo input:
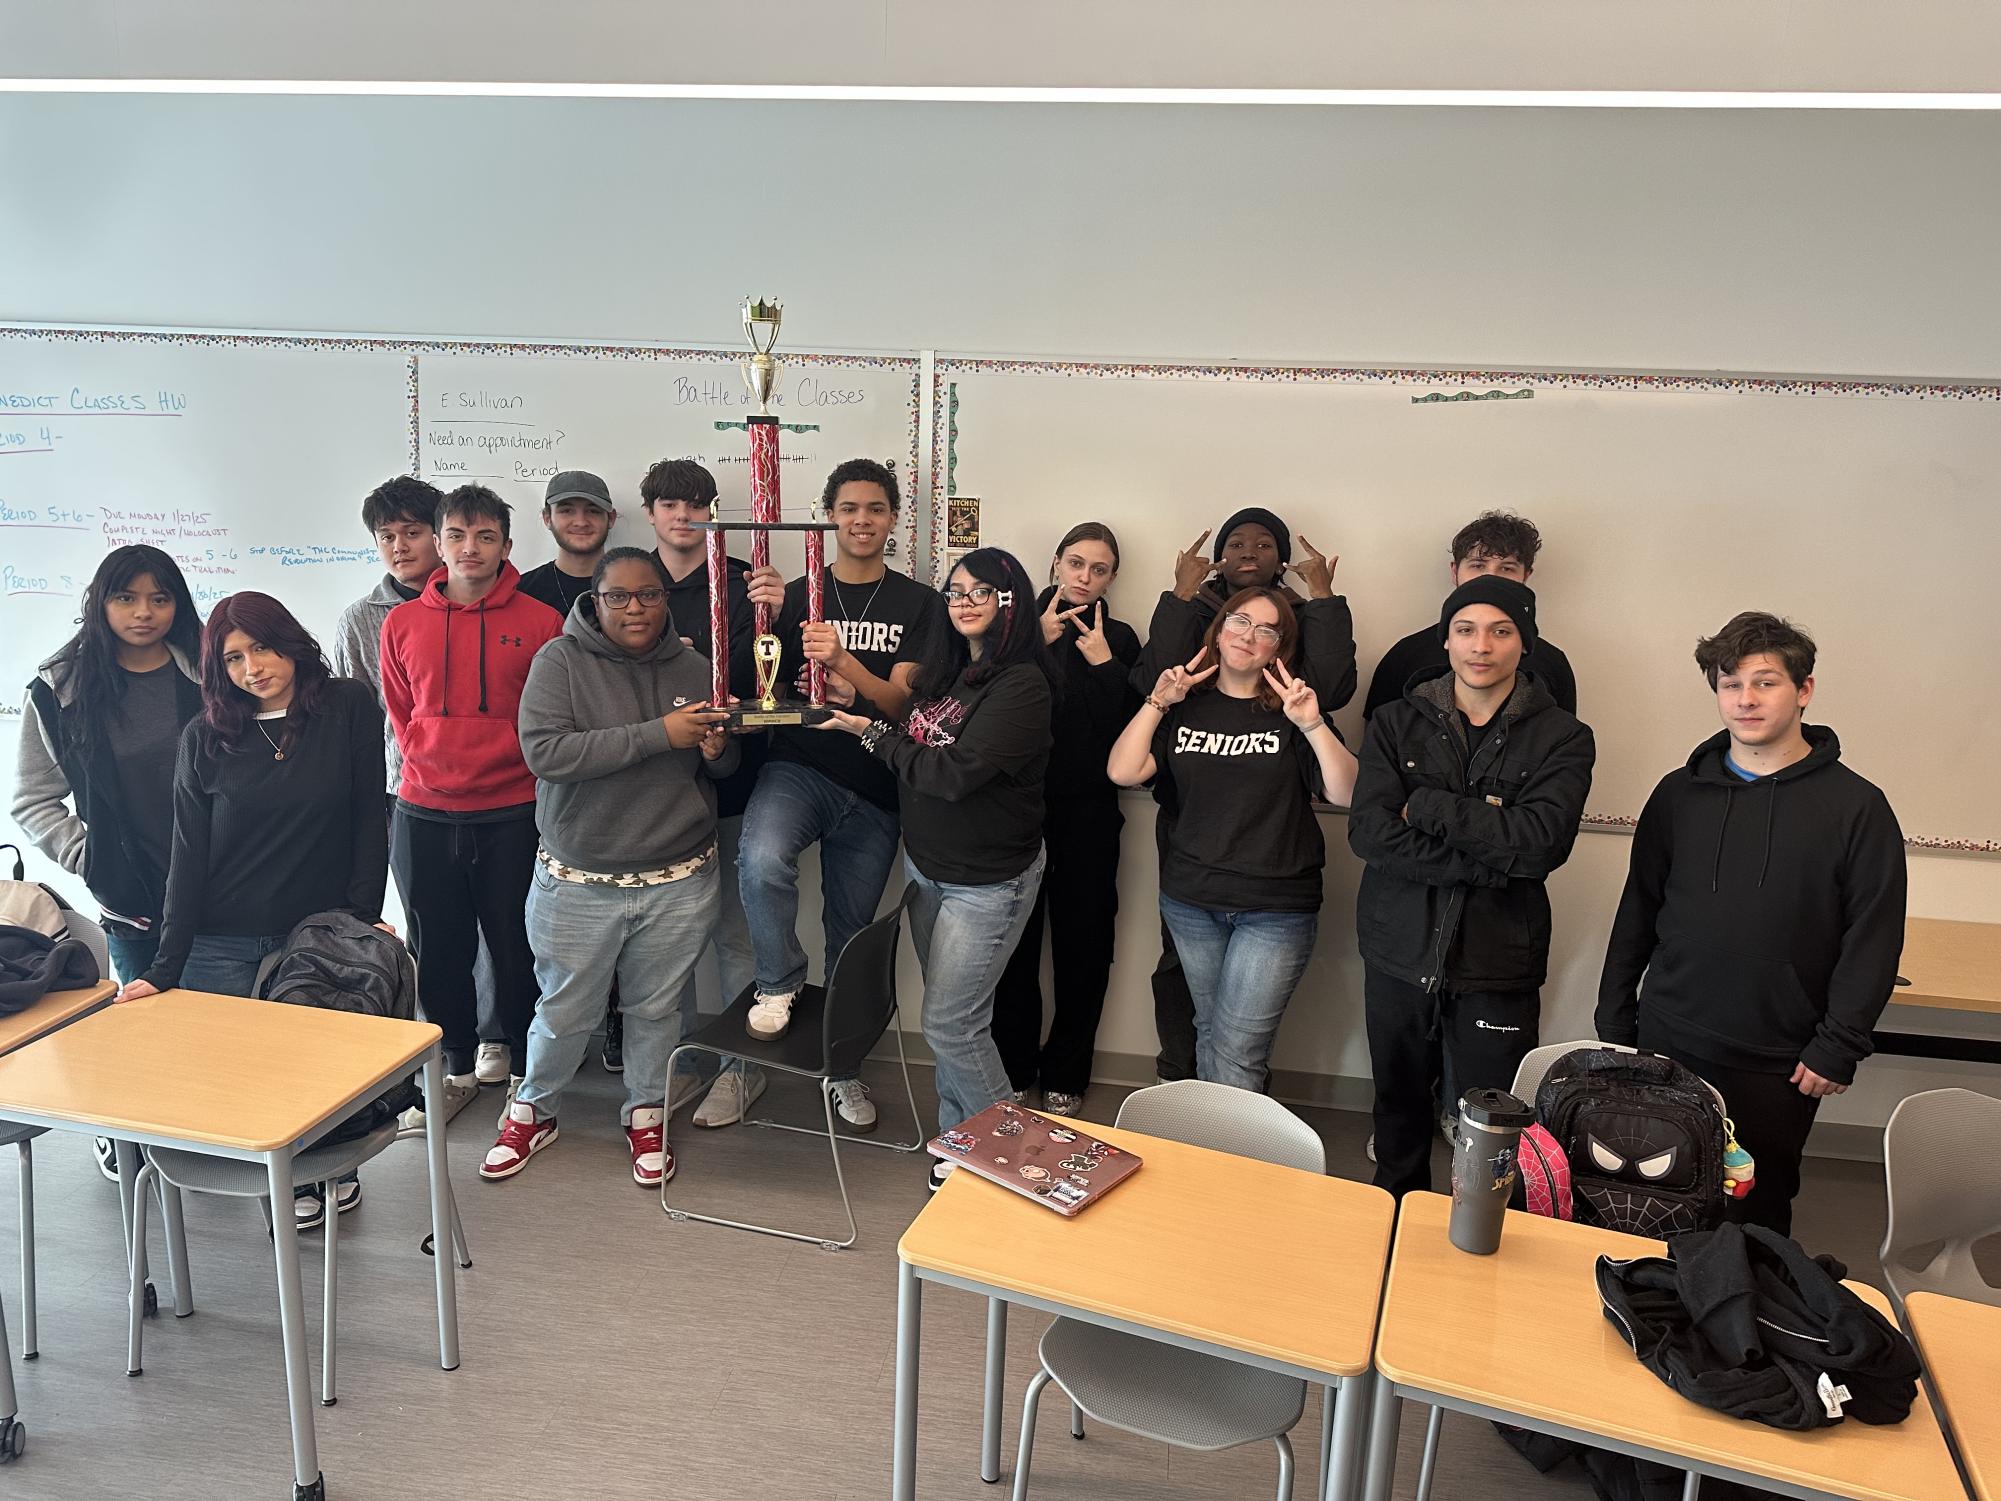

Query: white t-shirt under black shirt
[1153,690,1327,913]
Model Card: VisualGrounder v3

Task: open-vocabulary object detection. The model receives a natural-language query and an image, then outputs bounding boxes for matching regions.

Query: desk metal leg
[1681,1471,1701,1501]
[160,1182,193,1317]
[1363,1373,1401,1501]
[115,1140,139,1270]
[1326,1375,1371,1501]
[266,1149,322,1500]
[420,1055,461,1370]
[893,1260,921,1501]
[982,1296,1007,1483]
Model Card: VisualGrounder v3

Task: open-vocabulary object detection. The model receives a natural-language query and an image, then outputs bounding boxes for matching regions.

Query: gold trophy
[696,296,836,727]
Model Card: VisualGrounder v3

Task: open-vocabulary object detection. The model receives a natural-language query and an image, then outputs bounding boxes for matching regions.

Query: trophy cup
[699,297,837,727]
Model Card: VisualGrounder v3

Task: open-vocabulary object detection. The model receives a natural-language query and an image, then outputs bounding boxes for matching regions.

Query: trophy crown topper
[741,296,783,413]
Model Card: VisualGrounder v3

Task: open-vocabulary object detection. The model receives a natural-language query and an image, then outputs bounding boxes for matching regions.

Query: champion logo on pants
[1476,1018,1523,1032]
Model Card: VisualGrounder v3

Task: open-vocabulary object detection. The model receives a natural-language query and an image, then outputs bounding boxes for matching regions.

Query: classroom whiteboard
[940,361,2001,849]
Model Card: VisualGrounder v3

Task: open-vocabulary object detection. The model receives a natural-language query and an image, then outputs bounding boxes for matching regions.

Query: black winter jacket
[1595,726,1906,1085]
[1348,671,1595,991]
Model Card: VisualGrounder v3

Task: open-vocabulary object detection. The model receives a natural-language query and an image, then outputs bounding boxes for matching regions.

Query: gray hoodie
[519,597,739,874]
[330,573,417,792]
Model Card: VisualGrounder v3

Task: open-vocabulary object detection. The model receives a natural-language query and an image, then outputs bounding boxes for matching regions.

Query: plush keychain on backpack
[1722,1118,1757,1200]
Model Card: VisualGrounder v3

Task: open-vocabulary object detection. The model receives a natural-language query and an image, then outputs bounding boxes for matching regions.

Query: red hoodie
[379,563,563,812]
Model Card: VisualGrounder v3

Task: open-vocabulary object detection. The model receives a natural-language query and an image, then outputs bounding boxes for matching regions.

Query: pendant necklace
[255,719,287,761]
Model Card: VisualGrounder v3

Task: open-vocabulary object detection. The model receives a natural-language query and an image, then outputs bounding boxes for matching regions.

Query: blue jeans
[673,815,754,1086]
[1157,895,1318,1093]
[739,760,902,998]
[105,926,160,986]
[178,933,287,996]
[518,860,719,1127]
[906,849,1045,1133]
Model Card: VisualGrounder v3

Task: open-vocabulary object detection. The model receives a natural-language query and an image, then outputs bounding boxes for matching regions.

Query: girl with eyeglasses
[1108,586,1357,1092]
[816,547,1055,1190]
[484,547,735,1188]
[991,522,1141,1117]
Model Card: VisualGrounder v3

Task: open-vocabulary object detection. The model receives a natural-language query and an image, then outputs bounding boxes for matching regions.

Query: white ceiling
[5,0,1999,95]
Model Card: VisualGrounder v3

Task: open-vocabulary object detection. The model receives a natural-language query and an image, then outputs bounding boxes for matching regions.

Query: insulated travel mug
[1449,1088,1536,1255]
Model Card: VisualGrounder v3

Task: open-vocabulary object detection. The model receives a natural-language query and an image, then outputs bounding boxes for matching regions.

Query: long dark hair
[909,548,1052,701]
[42,545,202,759]
[198,593,333,755]
[1197,586,1300,713]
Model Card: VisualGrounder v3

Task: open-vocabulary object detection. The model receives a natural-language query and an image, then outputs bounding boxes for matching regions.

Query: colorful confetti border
[939,353,2001,857]
[1,325,925,577]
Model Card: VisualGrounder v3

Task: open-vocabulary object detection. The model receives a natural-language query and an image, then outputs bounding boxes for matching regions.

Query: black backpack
[255,911,422,1139]
[1535,1049,1726,1240]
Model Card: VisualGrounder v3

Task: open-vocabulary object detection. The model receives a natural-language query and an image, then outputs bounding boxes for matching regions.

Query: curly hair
[819,458,900,515]
[1450,511,1543,570]
[360,475,443,536]
[197,592,333,756]
[1694,611,1816,689]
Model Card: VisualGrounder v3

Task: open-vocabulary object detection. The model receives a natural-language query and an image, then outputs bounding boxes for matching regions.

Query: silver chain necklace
[831,571,885,624]
[255,718,287,761]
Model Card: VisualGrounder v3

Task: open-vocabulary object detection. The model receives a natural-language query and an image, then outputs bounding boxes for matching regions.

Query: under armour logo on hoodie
[498,633,523,647]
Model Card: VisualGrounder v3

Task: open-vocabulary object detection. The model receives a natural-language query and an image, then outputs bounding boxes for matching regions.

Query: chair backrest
[1113,1079,1325,1174]
[1510,1039,1638,1105]
[821,887,912,1077]
[1880,1087,2001,1308]
[63,910,111,983]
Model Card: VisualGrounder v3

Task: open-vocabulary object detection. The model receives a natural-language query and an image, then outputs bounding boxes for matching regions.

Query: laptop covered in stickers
[928,1099,1143,1215]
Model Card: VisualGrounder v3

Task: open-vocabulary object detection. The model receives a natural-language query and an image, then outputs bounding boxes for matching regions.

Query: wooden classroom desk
[0,989,461,1500]
[893,1116,1397,1501]
[1904,1291,2001,1501]
[1370,1192,1963,1501]
[1875,917,2001,1066]
[0,979,116,1058]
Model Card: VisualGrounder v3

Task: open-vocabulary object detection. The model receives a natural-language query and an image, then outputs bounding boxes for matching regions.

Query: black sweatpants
[1149,810,1199,1082]
[993,796,1124,1097]
[391,806,539,1076]
[1365,966,1539,1199]
[1638,1021,1821,1238]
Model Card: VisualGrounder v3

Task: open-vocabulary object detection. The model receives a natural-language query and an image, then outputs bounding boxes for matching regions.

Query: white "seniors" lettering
[834,621,904,654]
[1173,727,1283,757]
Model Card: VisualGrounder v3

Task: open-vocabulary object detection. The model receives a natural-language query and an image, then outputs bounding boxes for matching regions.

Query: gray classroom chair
[1881,1087,2001,1311]
[1008,1079,1325,1501]
[122,1121,470,1404]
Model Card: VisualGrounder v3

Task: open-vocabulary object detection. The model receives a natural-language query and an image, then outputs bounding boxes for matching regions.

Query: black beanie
[1214,507,1292,566]
[1437,575,1538,657]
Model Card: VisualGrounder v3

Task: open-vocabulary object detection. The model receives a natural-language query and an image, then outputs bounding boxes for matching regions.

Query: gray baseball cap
[544,470,616,515]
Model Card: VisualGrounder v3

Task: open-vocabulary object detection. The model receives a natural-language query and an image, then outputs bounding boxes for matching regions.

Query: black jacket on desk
[1034,586,1142,802]
[1364,625,1577,719]
[1348,670,1595,992]
[866,661,1053,886]
[1594,726,1906,1085]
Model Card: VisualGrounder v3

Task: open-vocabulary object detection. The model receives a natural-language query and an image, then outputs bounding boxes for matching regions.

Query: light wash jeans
[739,760,902,997]
[673,815,754,1087]
[517,859,719,1127]
[1157,894,1318,1093]
[906,848,1045,1133]
[179,932,287,996]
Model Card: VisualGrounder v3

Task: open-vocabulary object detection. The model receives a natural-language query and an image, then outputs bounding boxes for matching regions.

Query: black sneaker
[601,1002,624,1073]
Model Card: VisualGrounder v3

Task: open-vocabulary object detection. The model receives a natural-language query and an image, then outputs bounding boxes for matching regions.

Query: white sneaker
[474,1042,511,1086]
[827,1078,877,1132]
[929,1159,956,1194]
[693,1068,768,1128]
[1365,1134,1377,1164]
[396,1072,479,1138]
[745,990,796,1040]
[496,1075,524,1130]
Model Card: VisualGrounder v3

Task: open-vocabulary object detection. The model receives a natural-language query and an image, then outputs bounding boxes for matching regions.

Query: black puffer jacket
[1348,670,1595,991]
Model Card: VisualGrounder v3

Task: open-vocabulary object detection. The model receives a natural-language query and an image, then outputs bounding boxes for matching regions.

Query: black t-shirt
[766,566,947,810]
[872,662,1053,885]
[109,661,183,885]
[515,561,595,620]
[1153,691,1327,913]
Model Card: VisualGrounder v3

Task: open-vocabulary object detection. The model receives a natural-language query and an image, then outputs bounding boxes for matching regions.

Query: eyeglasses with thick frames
[942,584,1011,607]
[1221,611,1282,645]
[597,587,667,608]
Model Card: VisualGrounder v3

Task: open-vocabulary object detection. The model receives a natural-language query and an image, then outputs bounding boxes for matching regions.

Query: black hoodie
[1595,726,1906,1085]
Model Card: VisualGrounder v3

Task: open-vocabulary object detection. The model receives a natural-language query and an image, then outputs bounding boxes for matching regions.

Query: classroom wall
[5,93,1996,1140]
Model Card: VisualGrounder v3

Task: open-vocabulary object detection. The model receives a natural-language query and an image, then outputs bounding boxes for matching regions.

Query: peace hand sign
[1152,648,1219,708]
[1173,530,1215,601]
[1040,589,1072,645]
[1287,534,1338,599]
[1073,600,1113,666]
[1262,657,1324,731]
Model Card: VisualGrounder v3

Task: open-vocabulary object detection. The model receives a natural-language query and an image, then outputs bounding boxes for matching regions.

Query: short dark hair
[361,476,443,536]
[591,546,672,593]
[1694,612,1817,689]
[820,458,900,515]
[438,484,512,541]
[1450,511,1542,569]
[640,459,718,509]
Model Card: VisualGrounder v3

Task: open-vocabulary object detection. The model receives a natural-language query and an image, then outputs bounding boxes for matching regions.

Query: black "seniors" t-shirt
[766,567,946,811]
[1154,691,1327,913]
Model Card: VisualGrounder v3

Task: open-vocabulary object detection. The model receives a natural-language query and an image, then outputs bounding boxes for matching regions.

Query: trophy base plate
[724,702,834,730]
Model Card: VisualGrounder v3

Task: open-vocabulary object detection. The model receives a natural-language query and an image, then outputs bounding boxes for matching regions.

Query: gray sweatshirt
[330,574,417,793]
[519,597,739,874]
